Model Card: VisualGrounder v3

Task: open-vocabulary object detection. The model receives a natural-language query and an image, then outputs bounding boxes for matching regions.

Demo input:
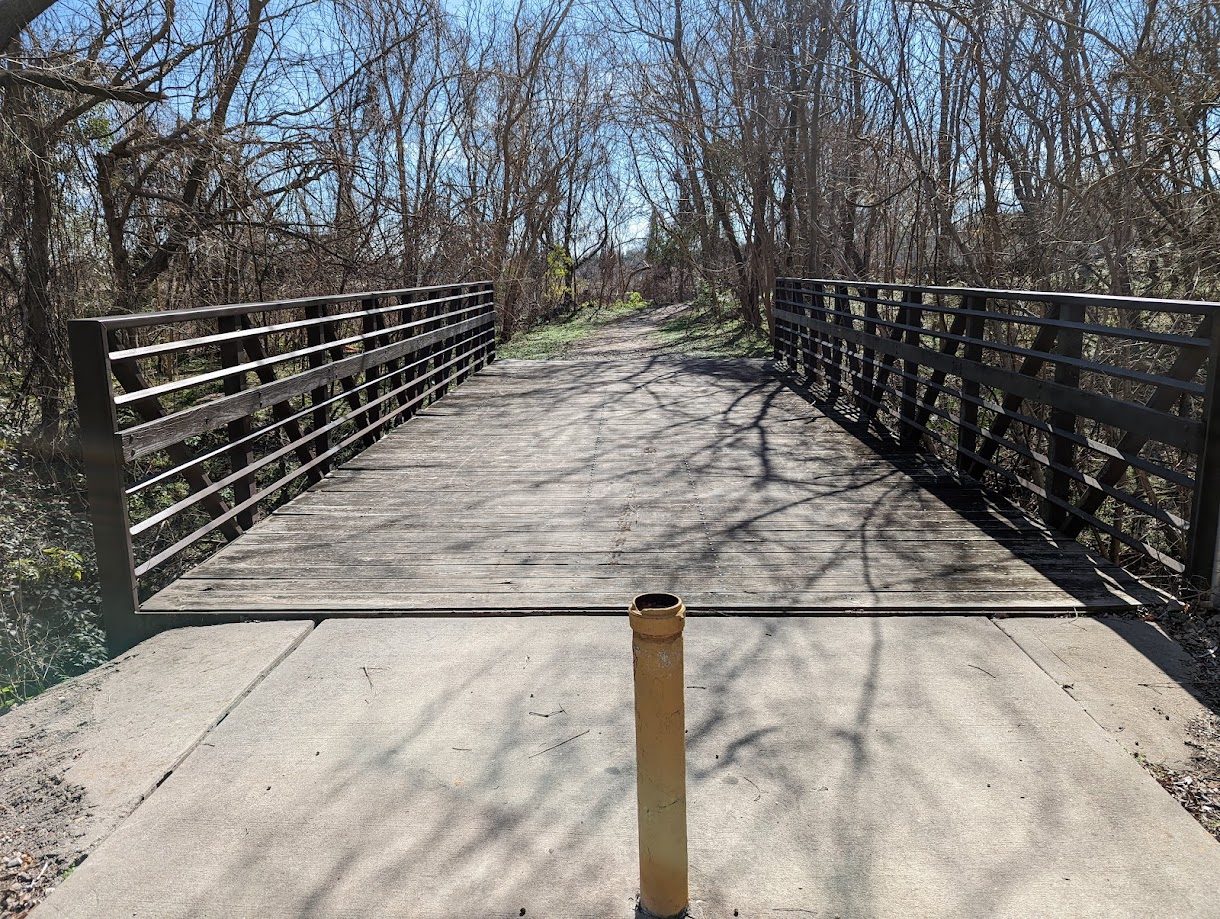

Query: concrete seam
[85,623,316,856]
[988,616,1118,744]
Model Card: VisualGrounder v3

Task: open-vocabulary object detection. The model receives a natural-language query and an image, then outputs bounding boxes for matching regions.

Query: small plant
[652,297,769,358]
[0,413,106,709]
[613,290,650,313]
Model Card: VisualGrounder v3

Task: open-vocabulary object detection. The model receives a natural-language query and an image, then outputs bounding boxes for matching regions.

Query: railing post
[458,284,478,383]
[957,295,986,472]
[839,287,864,408]
[218,315,254,531]
[406,290,429,409]
[898,288,923,446]
[304,303,332,475]
[484,282,498,365]
[1047,301,1086,529]
[772,278,784,365]
[807,282,824,383]
[68,319,148,655]
[828,285,847,399]
[798,281,814,377]
[361,298,382,445]
[860,284,880,395]
[1188,329,1220,599]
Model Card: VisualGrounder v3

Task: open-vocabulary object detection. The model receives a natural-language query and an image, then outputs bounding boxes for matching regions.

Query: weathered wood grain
[143,357,1169,614]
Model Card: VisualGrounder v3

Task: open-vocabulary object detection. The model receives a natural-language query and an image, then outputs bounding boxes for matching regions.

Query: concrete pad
[36,617,1220,918]
[996,616,1215,769]
[1,622,311,865]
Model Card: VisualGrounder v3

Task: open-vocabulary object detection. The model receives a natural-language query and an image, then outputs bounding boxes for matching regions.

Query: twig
[743,776,761,801]
[967,664,996,679]
[28,860,49,890]
[528,730,590,758]
[529,707,565,718]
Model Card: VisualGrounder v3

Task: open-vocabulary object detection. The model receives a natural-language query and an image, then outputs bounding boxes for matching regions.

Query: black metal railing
[773,277,1220,594]
[69,281,496,650]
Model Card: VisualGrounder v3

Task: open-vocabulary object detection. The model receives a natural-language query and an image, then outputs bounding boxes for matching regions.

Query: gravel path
[563,301,690,359]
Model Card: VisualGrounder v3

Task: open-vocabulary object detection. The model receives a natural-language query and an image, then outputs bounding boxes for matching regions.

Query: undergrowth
[0,416,105,714]
[652,287,769,357]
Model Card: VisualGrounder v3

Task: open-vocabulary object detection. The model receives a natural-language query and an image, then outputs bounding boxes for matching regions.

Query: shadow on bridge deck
[142,356,1168,615]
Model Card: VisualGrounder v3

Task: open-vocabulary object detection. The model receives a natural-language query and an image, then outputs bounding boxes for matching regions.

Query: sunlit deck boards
[143,357,1168,614]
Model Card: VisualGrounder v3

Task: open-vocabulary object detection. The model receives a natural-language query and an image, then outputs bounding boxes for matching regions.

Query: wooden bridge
[37,278,1220,918]
[69,279,1220,648]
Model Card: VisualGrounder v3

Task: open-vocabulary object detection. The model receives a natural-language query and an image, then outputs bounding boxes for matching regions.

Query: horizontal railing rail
[773,277,1220,594]
[70,281,496,651]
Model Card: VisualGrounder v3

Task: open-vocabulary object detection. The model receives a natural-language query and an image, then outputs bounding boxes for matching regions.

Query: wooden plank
[138,355,1172,617]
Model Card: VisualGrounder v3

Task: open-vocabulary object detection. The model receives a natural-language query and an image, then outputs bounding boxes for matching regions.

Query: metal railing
[773,277,1220,594]
[69,281,496,651]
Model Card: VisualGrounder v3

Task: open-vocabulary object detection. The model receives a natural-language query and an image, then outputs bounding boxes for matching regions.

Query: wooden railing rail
[773,277,1220,595]
[69,281,496,651]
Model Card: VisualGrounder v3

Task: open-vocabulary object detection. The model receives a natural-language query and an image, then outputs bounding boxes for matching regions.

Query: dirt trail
[564,301,689,358]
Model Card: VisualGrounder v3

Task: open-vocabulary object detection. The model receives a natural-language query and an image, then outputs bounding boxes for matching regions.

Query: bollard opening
[633,592,683,613]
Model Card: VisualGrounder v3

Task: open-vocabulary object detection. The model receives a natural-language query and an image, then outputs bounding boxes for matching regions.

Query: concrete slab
[35,616,1220,919]
[1,622,311,873]
[996,616,1215,769]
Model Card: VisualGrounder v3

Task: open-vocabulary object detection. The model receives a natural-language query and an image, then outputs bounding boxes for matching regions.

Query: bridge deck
[145,357,1166,614]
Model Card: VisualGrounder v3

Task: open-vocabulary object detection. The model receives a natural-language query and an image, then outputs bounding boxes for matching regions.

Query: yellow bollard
[629,592,689,919]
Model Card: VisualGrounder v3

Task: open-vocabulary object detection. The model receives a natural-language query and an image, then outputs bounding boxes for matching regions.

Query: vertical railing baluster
[791,278,801,369]
[218,315,253,530]
[861,284,879,395]
[361,298,382,445]
[485,282,498,366]
[828,285,846,400]
[899,287,923,446]
[841,287,864,410]
[391,295,409,409]
[772,278,784,365]
[801,282,813,378]
[458,284,477,384]
[305,303,332,474]
[958,294,986,473]
[1047,300,1086,528]
[427,291,446,404]
[407,290,429,409]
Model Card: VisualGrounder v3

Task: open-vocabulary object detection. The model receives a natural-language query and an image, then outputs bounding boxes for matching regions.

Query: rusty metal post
[629,592,688,918]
